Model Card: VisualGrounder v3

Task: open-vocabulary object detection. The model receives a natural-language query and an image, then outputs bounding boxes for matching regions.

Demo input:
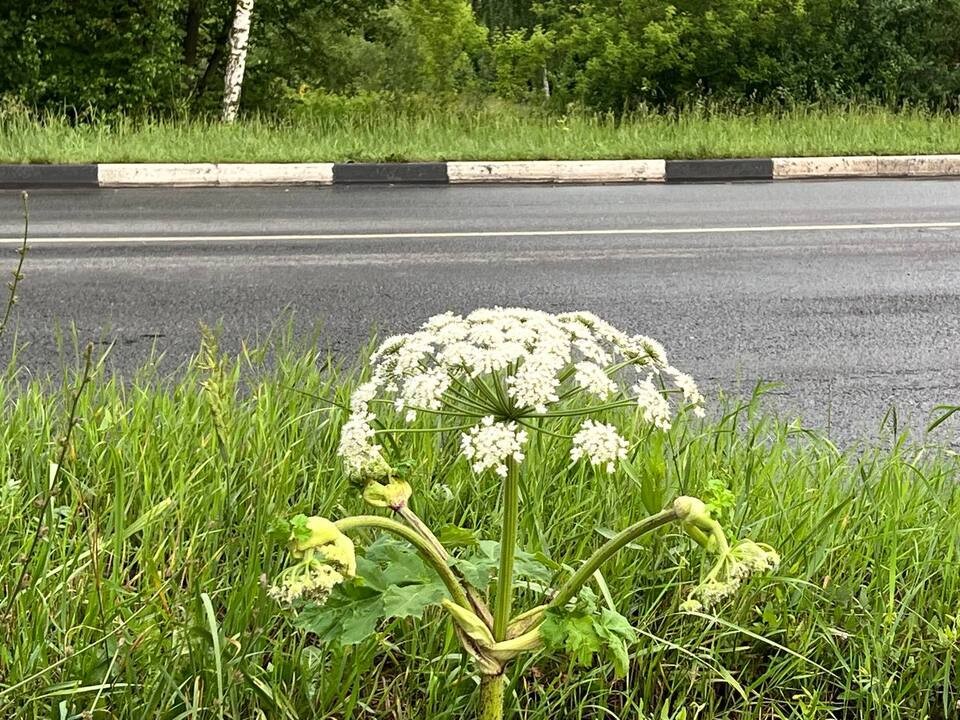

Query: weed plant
[0,334,956,718]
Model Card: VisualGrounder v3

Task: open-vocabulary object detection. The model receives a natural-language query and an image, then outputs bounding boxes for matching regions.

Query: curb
[0,164,99,189]
[2,156,960,188]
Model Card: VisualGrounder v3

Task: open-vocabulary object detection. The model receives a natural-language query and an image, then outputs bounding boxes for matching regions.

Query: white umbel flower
[338,412,390,481]
[506,350,565,413]
[268,562,344,606]
[338,308,704,478]
[460,416,528,478]
[664,365,706,417]
[573,361,618,400]
[633,374,673,431]
[396,367,452,421]
[570,420,628,473]
[350,380,380,413]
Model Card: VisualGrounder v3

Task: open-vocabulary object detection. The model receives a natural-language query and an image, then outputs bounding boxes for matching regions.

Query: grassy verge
[0,334,957,719]
[3,105,960,163]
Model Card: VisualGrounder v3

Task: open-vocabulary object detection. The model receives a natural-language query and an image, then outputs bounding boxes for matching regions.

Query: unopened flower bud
[488,627,544,662]
[362,479,412,510]
[289,516,356,577]
[673,496,709,524]
[442,599,495,647]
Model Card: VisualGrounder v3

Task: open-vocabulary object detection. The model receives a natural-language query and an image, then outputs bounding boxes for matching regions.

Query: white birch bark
[221,0,255,123]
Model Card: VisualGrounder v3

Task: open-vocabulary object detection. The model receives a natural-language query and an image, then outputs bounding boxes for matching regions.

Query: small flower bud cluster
[570,420,628,473]
[268,562,344,606]
[269,516,357,607]
[460,416,528,478]
[681,539,781,613]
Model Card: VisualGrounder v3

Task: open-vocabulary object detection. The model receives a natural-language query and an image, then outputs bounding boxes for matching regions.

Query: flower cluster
[337,308,706,480]
[570,420,628,473]
[269,516,357,607]
[339,411,391,482]
[680,539,781,613]
[268,562,345,605]
[461,417,528,478]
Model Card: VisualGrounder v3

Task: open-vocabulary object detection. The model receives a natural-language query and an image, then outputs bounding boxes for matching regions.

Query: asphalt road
[1,180,959,443]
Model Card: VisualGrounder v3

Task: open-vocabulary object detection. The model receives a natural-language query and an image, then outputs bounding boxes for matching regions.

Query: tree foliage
[3,0,960,116]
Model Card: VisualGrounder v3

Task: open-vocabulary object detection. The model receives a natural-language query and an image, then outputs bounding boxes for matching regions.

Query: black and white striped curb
[2,156,960,188]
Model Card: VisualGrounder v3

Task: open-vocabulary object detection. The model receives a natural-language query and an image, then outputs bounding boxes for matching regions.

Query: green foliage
[5,0,960,116]
[526,0,960,112]
[392,0,489,94]
[450,540,555,588]
[0,0,185,114]
[490,26,554,102]
[294,534,558,649]
[296,534,451,644]
[541,591,637,677]
[471,0,538,29]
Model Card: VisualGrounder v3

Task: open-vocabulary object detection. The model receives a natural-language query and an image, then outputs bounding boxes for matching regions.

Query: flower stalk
[335,515,471,610]
[493,457,521,640]
[549,505,680,609]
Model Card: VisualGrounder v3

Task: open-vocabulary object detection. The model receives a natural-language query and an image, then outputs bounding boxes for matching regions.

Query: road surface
[1,180,959,442]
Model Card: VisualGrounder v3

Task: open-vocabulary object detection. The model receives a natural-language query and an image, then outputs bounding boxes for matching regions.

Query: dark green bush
[3,0,960,117]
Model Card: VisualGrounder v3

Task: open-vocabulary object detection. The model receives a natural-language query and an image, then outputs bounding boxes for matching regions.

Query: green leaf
[451,541,499,588]
[267,517,293,545]
[540,605,637,677]
[381,583,448,619]
[295,589,383,646]
[338,597,386,645]
[293,533,450,646]
[541,610,600,667]
[436,523,479,547]
[452,541,555,589]
[289,514,311,545]
[360,534,437,590]
[595,608,637,677]
[514,549,556,585]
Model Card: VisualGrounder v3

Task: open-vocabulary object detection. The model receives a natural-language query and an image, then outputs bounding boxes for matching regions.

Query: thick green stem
[549,507,679,609]
[478,674,505,720]
[335,515,471,610]
[493,458,520,640]
[397,505,449,560]
[398,505,495,627]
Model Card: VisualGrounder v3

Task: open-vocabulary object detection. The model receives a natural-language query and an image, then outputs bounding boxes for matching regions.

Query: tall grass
[3,102,960,163]
[0,333,957,719]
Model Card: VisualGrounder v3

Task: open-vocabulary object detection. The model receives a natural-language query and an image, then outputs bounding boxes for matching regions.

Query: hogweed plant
[270,308,779,719]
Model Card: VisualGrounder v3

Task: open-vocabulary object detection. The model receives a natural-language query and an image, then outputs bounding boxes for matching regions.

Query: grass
[0,329,958,720]
[3,103,960,163]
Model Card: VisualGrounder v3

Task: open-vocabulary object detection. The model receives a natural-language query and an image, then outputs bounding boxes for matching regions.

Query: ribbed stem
[478,674,505,720]
[334,515,471,610]
[493,458,520,640]
[549,507,679,609]
[398,504,494,627]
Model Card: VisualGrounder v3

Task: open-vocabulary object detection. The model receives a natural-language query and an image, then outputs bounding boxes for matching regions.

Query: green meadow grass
[0,332,957,720]
[3,104,960,163]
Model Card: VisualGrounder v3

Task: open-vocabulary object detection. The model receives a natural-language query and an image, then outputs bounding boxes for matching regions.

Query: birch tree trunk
[221,0,255,123]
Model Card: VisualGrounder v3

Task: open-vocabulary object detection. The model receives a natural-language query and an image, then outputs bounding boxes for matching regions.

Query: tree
[222,0,255,122]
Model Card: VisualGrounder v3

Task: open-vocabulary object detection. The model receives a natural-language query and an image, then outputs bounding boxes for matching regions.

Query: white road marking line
[1,220,959,244]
